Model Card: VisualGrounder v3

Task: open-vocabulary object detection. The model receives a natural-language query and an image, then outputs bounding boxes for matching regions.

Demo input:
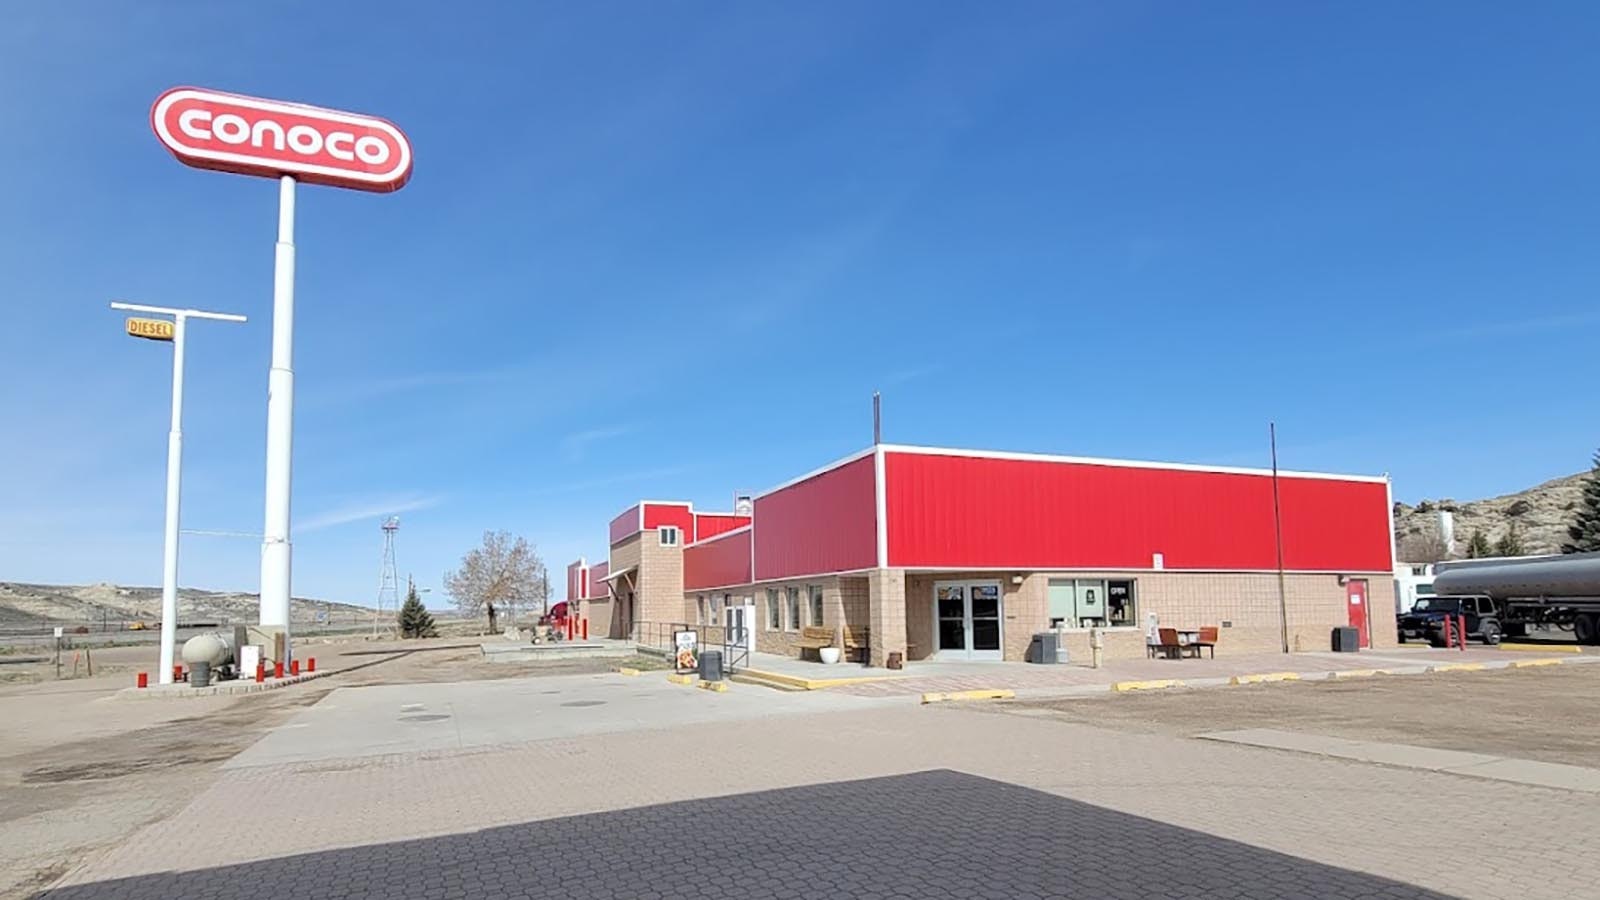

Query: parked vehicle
[1427,552,1600,645]
[1396,595,1500,646]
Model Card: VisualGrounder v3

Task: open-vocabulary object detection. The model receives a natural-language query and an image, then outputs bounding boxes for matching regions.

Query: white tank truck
[1417,552,1600,645]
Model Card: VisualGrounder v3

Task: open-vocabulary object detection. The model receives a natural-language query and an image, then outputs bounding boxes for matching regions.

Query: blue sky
[3,2,1597,606]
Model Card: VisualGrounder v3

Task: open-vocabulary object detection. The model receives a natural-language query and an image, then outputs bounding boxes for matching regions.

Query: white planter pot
[818,646,842,665]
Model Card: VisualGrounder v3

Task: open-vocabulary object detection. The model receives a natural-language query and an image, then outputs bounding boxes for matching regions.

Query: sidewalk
[737,645,1596,698]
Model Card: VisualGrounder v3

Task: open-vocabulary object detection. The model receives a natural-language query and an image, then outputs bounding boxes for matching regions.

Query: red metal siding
[693,513,751,543]
[684,529,753,590]
[586,562,610,599]
[642,503,695,538]
[754,456,879,580]
[884,452,1391,573]
[609,505,641,546]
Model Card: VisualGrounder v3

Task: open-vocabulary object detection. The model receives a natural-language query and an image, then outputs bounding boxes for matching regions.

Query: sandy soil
[1004,662,1600,768]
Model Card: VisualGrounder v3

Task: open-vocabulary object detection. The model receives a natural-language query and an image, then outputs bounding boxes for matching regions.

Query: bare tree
[444,531,546,633]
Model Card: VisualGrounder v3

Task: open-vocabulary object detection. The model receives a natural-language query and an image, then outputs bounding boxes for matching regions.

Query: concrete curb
[735,667,906,692]
[666,673,695,686]
[1229,672,1301,686]
[1112,679,1184,692]
[115,669,332,700]
[614,667,641,677]
[921,689,1015,704]
[1499,642,1583,653]
[698,680,729,693]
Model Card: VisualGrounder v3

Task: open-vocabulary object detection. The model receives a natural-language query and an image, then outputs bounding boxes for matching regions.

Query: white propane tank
[181,632,235,668]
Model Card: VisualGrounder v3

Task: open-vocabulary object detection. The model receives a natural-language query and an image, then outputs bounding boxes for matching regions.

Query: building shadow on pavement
[40,769,1455,899]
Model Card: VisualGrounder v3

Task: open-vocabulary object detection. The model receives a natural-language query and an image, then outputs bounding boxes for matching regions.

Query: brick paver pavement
[42,690,1600,899]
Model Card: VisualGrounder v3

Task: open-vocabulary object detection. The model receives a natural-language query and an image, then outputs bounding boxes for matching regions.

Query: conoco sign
[151,87,413,192]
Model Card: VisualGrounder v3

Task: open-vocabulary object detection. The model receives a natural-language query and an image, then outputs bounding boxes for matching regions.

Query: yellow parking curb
[1510,658,1566,668]
[737,667,904,691]
[1229,672,1301,685]
[1430,662,1486,673]
[1112,679,1183,692]
[1329,669,1379,679]
[698,680,729,693]
[1500,642,1582,654]
[615,667,641,677]
[921,689,1015,704]
[666,673,695,685]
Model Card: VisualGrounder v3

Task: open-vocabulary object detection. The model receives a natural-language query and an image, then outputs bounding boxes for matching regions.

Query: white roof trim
[753,446,877,500]
[685,524,753,548]
[877,443,1389,484]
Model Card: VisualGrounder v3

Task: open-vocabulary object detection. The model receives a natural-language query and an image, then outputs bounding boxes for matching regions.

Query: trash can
[1331,626,1360,653]
[190,660,212,688]
[1030,632,1062,664]
[698,649,724,681]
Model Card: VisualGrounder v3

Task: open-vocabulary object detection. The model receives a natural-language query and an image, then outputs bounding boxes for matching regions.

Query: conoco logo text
[152,88,412,192]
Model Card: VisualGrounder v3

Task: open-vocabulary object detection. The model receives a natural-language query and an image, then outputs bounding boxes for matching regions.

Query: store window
[808,585,824,626]
[767,588,781,630]
[697,595,707,625]
[1048,578,1138,628]
[786,587,801,631]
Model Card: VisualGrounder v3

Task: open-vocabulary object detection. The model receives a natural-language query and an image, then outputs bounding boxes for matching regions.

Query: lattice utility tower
[372,516,401,637]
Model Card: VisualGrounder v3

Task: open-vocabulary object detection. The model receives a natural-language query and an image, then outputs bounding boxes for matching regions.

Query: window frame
[658,525,680,547]
[807,584,825,627]
[785,586,801,632]
[766,588,781,630]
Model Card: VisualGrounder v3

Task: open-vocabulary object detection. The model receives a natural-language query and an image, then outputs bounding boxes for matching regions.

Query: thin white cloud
[1428,312,1600,343]
[297,494,445,533]
[561,425,634,461]
[526,465,701,498]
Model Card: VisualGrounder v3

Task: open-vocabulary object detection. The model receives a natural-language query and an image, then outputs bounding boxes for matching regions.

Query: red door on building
[1346,579,1370,648]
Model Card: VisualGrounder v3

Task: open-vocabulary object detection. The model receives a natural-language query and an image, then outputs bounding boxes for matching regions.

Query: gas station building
[566,443,1397,665]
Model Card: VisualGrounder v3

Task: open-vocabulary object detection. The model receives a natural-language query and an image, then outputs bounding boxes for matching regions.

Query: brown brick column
[867,568,906,668]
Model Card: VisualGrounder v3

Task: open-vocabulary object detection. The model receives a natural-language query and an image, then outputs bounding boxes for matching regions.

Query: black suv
[1397,595,1501,645]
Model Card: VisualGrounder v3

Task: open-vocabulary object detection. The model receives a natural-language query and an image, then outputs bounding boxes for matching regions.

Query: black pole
[872,392,881,445]
[1271,422,1290,653]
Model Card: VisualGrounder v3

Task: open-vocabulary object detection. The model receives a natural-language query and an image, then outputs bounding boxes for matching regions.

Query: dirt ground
[0,635,660,899]
[1004,663,1600,768]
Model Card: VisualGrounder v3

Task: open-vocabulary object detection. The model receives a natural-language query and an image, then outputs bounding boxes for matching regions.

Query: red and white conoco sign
[151,87,412,192]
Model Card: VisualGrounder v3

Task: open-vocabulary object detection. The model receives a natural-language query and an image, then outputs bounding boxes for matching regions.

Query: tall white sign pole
[259,175,297,646]
[110,302,246,684]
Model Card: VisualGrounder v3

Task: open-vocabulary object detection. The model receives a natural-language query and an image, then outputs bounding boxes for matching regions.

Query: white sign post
[258,174,297,641]
[110,301,247,684]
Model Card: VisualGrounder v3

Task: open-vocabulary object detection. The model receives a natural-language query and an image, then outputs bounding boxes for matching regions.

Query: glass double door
[933,580,1003,661]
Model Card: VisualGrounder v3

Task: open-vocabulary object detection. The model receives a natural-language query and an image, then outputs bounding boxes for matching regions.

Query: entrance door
[932,580,1004,661]
[1346,579,1369,648]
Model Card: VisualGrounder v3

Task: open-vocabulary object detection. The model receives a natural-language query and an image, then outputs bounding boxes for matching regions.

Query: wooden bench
[797,626,833,660]
[841,626,870,662]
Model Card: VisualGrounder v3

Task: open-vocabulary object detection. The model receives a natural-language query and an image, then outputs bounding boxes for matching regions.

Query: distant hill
[1394,472,1586,562]
[0,582,372,630]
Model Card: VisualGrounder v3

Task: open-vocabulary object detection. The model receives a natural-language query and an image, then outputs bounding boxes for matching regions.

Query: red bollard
[174,664,183,683]
[274,661,284,679]
[137,672,149,689]
[582,618,589,640]
[1458,614,1467,652]
[307,657,316,673]
[255,662,265,683]
[290,659,300,676]
[566,618,574,640]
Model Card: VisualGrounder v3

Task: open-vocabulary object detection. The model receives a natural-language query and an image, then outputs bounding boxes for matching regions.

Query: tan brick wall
[899,569,1395,662]
[606,535,642,640]
[577,596,613,637]
[682,575,872,659]
[867,569,907,667]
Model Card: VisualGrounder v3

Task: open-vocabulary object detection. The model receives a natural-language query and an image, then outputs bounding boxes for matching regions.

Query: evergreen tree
[1466,529,1491,559]
[398,584,438,639]
[1564,448,1600,554]
[1493,523,1525,558]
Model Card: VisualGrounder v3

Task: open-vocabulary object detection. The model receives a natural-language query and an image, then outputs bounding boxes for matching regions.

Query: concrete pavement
[43,668,1600,900]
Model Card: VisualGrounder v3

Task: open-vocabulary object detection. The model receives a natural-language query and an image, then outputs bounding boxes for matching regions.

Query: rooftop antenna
[873,391,882,445]
[372,516,401,638]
